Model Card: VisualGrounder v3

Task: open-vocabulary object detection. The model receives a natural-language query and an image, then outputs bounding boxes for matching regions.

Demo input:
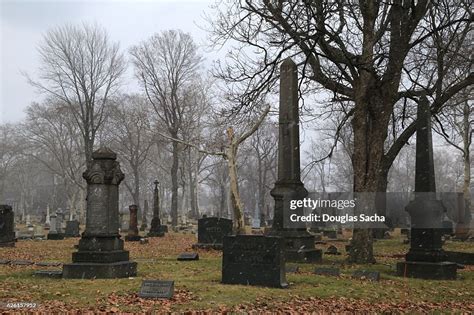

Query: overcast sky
[0,0,219,123]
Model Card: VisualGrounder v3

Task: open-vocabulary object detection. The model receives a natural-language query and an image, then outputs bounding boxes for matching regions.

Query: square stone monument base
[222,235,288,288]
[396,261,457,280]
[62,261,137,279]
[47,233,64,240]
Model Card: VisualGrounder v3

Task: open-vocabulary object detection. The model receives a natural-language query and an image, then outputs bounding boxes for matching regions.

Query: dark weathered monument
[64,220,80,237]
[63,148,137,279]
[125,205,141,241]
[47,213,64,240]
[396,97,457,280]
[192,217,232,250]
[267,58,322,263]
[140,199,148,231]
[0,205,15,247]
[148,180,166,237]
[222,235,287,288]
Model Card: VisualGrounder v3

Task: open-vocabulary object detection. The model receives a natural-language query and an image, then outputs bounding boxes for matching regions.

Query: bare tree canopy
[27,22,126,162]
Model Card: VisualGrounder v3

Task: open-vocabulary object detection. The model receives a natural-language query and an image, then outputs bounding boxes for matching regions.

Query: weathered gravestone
[192,217,233,250]
[138,280,174,299]
[62,148,137,279]
[396,97,457,280]
[125,205,141,241]
[222,235,287,288]
[64,220,80,238]
[0,205,15,247]
[148,180,167,237]
[267,58,322,263]
[47,213,64,240]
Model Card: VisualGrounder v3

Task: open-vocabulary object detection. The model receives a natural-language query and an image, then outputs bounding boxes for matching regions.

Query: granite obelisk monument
[396,96,457,279]
[268,58,322,263]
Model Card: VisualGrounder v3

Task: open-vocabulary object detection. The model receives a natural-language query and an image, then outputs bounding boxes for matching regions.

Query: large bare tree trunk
[462,101,472,233]
[171,139,179,227]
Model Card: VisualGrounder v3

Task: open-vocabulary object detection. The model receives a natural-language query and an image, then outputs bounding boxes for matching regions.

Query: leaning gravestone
[62,147,137,279]
[64,220,80,237]
[138,280,174,299]
[396,97,457,280]
[222,235,287,288]
[192,217,233,250]
[0,205,15,247]
[267,58,321,263]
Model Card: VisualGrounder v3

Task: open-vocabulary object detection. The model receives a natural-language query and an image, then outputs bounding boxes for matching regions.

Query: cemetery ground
[0,230,473,313]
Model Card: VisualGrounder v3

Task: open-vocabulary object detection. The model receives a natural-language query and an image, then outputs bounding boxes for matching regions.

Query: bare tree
[105,94,155,218]
[21,100,86,220]
[130,30,204,227]
[27,23,125,162]
[208,0,473,263]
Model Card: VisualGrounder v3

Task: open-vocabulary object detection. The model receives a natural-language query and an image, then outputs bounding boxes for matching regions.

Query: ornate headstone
[125,205,141,241]
[47,213,64,240]
[148,180,167,237]
[140,199,149,231]
[62,147,137,279]
[0,205,15,247]
[192,217,232,250]
[267,58,322,263]
[396,97,457,280]
[64,220,80,237]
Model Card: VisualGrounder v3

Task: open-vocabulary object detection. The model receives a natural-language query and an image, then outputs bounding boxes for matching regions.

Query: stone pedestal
[0,205,15,247]
[63,148,137,279]
[125,205,141,241]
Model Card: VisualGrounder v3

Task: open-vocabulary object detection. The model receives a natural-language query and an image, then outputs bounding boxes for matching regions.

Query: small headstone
[177,252,199,261]
[138,280,174,299]
[314,267,340,277]
[325,245,341,255]
[352,270,380,281]
[34,270,63,279]
[36,262,62,267]
[125,205,141,241]
[286,265,299,273]
[64,220,80,237]
[11,260,34,266]
[192,217,232,249]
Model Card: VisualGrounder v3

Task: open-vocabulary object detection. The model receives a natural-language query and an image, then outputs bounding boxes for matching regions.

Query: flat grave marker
[138,280,174,299]
[10,260,34,266]
[36,262,62,267]
[177,252,199,261]
[314,267,340,277]
[34,270,63,279]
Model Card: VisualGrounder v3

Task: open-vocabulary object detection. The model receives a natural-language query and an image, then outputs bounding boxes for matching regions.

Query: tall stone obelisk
[268,58,322,263]
[63,148,137,279]
[148,180,166,237]
[396,96,457,279]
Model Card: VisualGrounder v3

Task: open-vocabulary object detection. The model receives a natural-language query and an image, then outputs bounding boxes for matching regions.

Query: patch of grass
[0,233,472,311]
